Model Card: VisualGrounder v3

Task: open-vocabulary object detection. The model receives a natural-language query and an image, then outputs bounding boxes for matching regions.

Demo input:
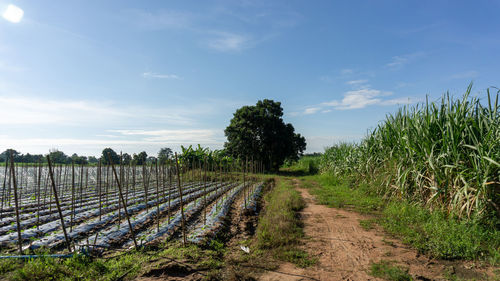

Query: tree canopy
[101,148,119,165]
[158,147,173,164]
[133,151,148,165]
[224,99,306,171]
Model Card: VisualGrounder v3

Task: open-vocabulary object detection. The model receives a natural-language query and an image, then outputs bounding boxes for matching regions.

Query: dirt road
[259,180,487,281]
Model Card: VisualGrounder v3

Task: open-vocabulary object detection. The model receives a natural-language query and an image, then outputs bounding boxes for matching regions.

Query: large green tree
[48,149,70,164]
[224,99,306,171]
[101,148,119,165]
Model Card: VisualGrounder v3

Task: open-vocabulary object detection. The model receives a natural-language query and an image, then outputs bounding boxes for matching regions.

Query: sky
[0,0,499,157]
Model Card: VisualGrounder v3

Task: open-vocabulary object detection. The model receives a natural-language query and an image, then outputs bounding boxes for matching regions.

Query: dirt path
[259,179,488,281]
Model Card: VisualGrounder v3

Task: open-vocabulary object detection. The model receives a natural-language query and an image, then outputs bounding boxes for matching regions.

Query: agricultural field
[0,159,264,256]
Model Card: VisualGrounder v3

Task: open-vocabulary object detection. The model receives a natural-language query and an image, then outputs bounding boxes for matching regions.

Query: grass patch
[304,174,384,213]
[256,178,305,248]
[0,241,227,281]
[0,251,148,281]
[381,202,500,261]
[280,155,321,176]
[369,261,413,281]
[278,249,317,268]
[255,177,316,268]
[359,219,377,231]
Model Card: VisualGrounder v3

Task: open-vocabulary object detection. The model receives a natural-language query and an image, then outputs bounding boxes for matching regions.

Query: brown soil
[135,261,202,281]
[259,179,494,281]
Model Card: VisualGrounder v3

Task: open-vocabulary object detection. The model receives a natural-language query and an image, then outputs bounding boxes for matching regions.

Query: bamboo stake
[0,158,8,218]
[36,161,42,229]
[71,162,75,232]
[108,153,137,249]
[142,165,148,213]
[174,153,187,246]
[9,154,23,255]
[167,165,172,224]
[47,155,72,252]
[243,158,247,209]
[203,157,207,225]
[98,160,102,221]
[155,162,160,233]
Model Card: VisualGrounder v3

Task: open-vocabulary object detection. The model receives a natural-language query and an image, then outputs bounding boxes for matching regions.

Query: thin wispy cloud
[341,69,354,75]
[109,129,221,143]
[127,4,300,53]
[322,89,413,110]
[300,88,415,114]
[131,9,195,30]
[0,96,193,126]
[142,72,181,79]
[303,107,322,115]
[0,135,225,156]
[319,75,334,83]
[448,70,479,80]
[386,52,425,69]
[206,32,251,52]
[346,79,368,85]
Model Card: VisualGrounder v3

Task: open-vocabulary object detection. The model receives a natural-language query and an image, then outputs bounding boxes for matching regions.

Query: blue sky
[1,0,498,156]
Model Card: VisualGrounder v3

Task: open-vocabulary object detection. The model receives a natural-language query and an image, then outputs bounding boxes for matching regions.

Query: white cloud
[341,69,354,75]
[207,32,250,52]
[142,72,181,79]
[131,9,194,30]
[448,70,479,80]
[322,89,384,109]
[109,129,221,143]
[299,88,416,115]
[303,107,322,115]
[386,52,425,69]
[346,79,368,85]
[319,75,333,83]
[0,95,193,126]
[2,4,23,23]
[322,89,413,110]
[0,135,225,157]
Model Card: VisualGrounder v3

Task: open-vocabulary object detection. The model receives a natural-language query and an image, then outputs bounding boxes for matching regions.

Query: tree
[133,151,148,165]
[0,149,20,162]
[224,99,306,171]
[147,156,157,164]
[71,153,88,165]
[101,148,119,165]
[158,147,173,165]
[88,156,98,164]
[122,153,132,165]
[48,149,70,164]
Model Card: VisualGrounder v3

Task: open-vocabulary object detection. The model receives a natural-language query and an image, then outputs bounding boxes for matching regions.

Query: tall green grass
[320,85,499,221]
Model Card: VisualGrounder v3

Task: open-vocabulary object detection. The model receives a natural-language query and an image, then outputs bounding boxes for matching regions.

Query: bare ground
[259,180,495,281]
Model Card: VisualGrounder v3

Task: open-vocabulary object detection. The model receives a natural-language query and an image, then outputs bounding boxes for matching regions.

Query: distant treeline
[0,147,173,165]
